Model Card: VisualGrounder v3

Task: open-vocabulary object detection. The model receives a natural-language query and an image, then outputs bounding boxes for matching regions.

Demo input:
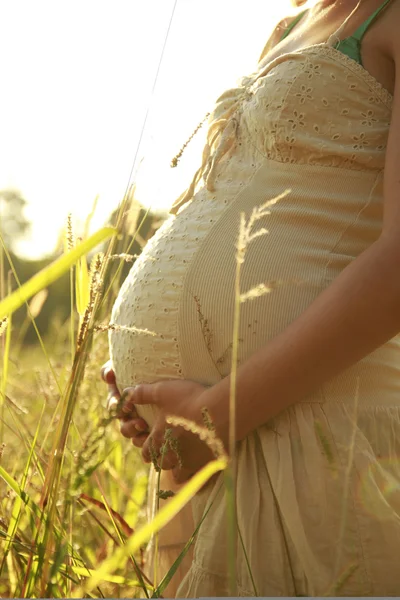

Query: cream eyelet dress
[109,1,400,596]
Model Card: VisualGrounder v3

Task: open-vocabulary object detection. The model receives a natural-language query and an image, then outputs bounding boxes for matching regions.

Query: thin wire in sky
[122,0,179,200]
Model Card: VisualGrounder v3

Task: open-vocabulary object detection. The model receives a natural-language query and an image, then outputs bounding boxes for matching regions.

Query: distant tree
[0,188,30,252]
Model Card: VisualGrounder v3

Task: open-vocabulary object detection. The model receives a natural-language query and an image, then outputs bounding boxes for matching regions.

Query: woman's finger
[141,428,166,464]
[131,433,149,448]
[171,466,194,485]
[101,362,116,385]
[120,418,149,439]
[118,393,139,419]
[100,361,111,381]
[107,389,121,413]
[141,433,179,471]
[116,396,149,434]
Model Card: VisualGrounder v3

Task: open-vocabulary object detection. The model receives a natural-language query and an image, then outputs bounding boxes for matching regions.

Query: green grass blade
[152,483,222,598]
[124,472,148,530]
[1,311,11,400]
[99,492,149,598]
[0,236,64,396]
[0,397,48,573]
[69,565,152,588]
[0,227,116,319]
[83,458,227,593]
[75,254,89,317]
[0,309,11,443]
[237,523,258,596]
[224,467,237,595]
[0,465,40,516]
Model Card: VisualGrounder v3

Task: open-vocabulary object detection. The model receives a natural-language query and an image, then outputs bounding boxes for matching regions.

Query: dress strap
[328,0,394,46]
[350,0,394,41]
[280,10,307,42]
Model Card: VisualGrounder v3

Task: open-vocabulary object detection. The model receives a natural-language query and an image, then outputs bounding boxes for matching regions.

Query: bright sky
[0,0,290,259]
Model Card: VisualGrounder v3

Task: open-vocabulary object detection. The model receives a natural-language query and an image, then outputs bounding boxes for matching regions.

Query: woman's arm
[205,235,400,446]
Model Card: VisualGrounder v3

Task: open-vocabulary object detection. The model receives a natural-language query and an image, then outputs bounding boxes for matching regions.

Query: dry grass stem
[88,252,104,303]
[330,562,359,596]
[66,214,75,252]
[5,394,28,414]
[76,253,104,349]
[94,323,157,337]
[193,295,212,352]
[0,316,8,336]
[237,190,290,264]
[201,407,215,432]
[171,112,210,168]
[166,415,227,461]
[109,253,141,263]
[216,343,233,366]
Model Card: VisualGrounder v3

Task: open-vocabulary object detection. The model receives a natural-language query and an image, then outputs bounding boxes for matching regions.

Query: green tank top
[280,0,393,66]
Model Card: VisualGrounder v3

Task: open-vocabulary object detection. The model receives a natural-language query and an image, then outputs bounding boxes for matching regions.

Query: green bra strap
[351,0,394,41]
[280,10,307,42]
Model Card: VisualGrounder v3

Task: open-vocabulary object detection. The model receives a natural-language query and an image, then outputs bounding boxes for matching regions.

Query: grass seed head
[171,112,210,168]
[166,415,227,460]
[66,213,75,252]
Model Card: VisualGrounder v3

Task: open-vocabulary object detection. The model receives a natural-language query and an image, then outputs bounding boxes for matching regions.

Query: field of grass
[0,217,156,597]
[1,333,153,597]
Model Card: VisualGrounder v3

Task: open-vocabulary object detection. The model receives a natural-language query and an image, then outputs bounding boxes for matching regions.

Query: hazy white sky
[0,0,290,258]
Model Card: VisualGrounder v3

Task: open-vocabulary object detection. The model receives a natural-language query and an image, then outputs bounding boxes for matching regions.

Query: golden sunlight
[0,0,291,259]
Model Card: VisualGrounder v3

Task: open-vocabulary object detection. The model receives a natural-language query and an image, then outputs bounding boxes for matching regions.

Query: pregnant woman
[106,0,400,595]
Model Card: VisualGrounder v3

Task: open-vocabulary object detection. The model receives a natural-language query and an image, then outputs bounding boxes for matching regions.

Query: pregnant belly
[109,187,231,428]
[109,196,326,426]
[109,218,186,428]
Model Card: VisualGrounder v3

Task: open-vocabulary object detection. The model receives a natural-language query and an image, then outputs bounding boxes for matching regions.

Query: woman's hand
[100,361,149,446]
[121,380,217,483]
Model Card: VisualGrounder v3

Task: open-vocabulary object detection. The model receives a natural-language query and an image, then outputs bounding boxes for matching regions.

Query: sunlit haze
[0,1,291,258]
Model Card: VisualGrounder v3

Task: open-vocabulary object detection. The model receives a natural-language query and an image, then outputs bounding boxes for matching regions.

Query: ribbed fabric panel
[178,161,399,407]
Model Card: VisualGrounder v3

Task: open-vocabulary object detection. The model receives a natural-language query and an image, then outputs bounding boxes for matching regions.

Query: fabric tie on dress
[169,87,245,214]
[169,53,302,216]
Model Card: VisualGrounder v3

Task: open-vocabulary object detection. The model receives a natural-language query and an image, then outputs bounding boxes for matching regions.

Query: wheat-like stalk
[201,407,215,433]
[166,415,227,461]
[193,295,212,352]
[88,252,104,304]
[93,323,157,337]
[109,253,144,263]
[76,253,104,349]
[66,214,75,252]
[171,112,210,168]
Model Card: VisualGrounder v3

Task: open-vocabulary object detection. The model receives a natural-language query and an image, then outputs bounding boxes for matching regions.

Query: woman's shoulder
[257,11,306,64]
[384,0,400,62]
